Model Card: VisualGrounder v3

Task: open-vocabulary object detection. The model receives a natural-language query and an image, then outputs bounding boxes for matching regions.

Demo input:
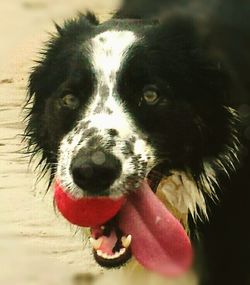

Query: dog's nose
[71,149,122,195]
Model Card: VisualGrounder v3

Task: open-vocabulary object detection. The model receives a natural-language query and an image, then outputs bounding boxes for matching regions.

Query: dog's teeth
[90,237,102,250]
[113,252,120,258]
[96,250,112,259]
[96,248,127,260]
[119,248,126,255]
[101,226,105,230]
[95,242,128,260]
[97,250,106,259]
[121,235,132,248]
[97,250,102,256]
[102,253,109,259]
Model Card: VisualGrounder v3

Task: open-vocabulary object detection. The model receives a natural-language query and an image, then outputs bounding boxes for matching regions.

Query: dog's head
[25,13,240,270]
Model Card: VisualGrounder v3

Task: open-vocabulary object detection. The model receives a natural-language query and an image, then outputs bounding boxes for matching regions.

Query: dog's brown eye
[61,94,79,110]
[143,86,159,105]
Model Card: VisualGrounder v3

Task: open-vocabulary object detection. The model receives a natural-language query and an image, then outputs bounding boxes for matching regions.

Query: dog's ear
[54,11,99,36]
[28,12,98,100]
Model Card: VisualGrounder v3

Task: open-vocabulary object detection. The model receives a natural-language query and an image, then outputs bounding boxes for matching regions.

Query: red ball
[54,181,125,227]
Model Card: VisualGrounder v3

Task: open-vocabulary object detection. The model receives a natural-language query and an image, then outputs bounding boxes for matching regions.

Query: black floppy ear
[83,11,99,25]
[53,11,99,37]
[27,10,99,109]
[29,11,98,100]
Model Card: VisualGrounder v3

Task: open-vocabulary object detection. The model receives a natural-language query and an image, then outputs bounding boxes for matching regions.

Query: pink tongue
[118,180,193,276]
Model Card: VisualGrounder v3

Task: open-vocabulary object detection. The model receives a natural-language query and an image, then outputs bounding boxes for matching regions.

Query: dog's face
[58,29,157,199]
[26,14,239,269]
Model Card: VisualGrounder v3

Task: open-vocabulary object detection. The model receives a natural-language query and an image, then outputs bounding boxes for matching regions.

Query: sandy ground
[0,1,120,284]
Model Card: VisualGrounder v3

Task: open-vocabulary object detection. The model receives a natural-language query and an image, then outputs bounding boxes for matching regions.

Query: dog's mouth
[90,217,132,267]
[87,179,192,276]
[54,176,193,276]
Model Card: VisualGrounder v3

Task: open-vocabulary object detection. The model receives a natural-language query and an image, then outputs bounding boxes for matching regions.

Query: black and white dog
[25,0,250,284]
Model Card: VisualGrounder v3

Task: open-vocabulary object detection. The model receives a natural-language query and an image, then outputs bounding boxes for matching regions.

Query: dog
[24,0,250,284]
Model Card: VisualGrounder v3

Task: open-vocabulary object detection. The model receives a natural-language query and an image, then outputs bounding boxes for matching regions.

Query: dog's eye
[143,86,159,105]
[61,94,79,110]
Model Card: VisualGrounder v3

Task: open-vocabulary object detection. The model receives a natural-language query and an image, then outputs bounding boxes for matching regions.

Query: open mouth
[90,217,132,267]
[54,175,193,276]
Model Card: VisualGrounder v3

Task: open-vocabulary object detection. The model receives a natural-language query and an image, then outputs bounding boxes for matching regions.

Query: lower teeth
[96,247,126,259]
[90,234,132,260]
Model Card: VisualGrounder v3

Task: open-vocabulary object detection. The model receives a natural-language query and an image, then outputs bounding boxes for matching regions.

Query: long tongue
[118,181,193,276]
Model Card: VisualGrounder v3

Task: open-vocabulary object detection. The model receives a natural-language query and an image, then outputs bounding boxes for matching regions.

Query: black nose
[70,149,122,195]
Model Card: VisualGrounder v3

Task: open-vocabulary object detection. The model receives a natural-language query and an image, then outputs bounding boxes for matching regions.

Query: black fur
[25,1,250,284]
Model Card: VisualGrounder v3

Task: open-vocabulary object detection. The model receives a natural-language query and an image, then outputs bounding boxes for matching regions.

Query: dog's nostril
[71,150,121,194]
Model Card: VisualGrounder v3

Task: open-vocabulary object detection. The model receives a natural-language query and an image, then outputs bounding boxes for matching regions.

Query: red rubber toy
[54,181,125,227]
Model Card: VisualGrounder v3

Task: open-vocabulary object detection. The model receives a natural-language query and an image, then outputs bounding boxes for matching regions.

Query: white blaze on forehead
[91,30,136,86]
[87,31,137,136]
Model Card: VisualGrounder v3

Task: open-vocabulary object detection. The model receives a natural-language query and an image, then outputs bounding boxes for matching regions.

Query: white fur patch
[158,171,207,221]
[86,31,137,134]
[91,31,136,86]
